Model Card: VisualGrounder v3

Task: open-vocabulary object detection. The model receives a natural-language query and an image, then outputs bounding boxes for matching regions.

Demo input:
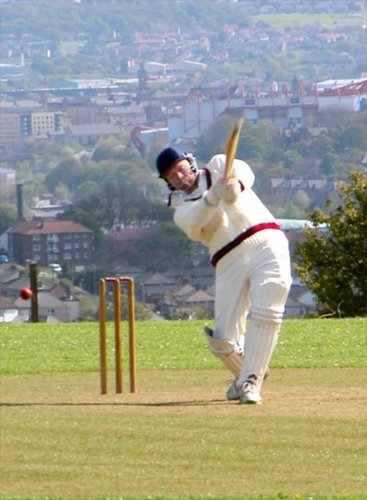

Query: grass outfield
[0,318,366,499]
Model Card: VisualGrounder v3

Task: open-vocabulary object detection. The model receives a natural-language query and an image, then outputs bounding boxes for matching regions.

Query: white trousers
[213,230,292,389]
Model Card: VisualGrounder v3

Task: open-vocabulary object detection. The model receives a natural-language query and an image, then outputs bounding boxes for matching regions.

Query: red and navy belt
[210,222,282,267]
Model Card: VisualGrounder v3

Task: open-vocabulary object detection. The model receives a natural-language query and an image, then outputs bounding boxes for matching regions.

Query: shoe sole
[239,398,262,405]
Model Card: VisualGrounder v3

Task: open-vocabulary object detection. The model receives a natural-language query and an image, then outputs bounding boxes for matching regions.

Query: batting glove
[206,177,241,205]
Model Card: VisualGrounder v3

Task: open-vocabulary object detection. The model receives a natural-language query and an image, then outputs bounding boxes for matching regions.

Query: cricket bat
[224,118,244,179]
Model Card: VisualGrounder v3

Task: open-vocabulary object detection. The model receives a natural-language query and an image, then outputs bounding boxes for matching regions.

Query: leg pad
[204,327,243,377]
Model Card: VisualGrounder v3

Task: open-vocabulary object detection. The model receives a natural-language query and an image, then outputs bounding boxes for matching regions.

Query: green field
[253,12,364,29]
[0,318,366,499]
[59,41,85,55]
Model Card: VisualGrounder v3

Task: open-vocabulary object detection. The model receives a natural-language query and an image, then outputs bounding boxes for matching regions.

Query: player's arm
[173,195,222,242]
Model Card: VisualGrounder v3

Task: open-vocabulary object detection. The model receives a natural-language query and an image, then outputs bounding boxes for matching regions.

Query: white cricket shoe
[239,379,262,405]
[226,368,270,401]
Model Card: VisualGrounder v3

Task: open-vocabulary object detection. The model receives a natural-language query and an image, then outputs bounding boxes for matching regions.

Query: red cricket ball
[20,287,33,300]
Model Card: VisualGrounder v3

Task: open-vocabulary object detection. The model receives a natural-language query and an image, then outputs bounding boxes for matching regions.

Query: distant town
[1,0,366,322]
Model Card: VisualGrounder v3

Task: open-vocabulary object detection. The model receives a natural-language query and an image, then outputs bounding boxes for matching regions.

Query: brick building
[8,220,94,269]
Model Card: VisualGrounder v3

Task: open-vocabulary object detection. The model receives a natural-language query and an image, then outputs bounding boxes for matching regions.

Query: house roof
[144,272,174,285]
[184,289,214,303]
[175,284,195,298]
[278,219,313,231]
[9,220,93,235]
[0,267,21,284]
[164,268,193,278]
[50,284,70,300]
[3,275,30,291]
[31,208,67,219]
[66,124,122,136]
[285,296,304,308]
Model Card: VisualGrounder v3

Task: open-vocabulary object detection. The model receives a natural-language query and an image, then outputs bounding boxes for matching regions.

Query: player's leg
[238,234,292,404]
[205,257,249,377]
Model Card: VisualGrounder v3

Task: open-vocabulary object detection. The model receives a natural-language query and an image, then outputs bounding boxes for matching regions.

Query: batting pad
[204,327,243,377]
[238,280,290,389]
[238,319,280,389]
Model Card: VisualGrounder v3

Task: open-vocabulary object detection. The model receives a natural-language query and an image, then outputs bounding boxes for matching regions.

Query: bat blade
[224,118,244,179]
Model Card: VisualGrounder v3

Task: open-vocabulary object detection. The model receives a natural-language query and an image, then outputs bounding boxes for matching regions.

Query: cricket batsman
[156,146,292,404]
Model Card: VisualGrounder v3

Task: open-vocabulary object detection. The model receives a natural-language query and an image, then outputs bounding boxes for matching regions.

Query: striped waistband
[210,222,282,267]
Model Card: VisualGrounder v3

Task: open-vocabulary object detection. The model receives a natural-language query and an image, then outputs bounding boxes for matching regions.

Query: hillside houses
[0,214,318,322]
[0,262,81,323]
[1,0,365,152]
[268,177,340,207]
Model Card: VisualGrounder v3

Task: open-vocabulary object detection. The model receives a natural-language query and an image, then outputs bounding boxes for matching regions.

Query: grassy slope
[0,318,366,375]
[0,319,366,500]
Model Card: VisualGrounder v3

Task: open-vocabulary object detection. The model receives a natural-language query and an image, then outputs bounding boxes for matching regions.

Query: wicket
[99,276,137,395]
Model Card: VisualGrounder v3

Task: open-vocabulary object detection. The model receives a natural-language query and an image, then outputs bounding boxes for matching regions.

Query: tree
[195,115,234,160]
[331,122,366,152]
[136,222,195,272]
[45,157,84,192]
[237,121,276,162]
[59,208,104,249]
[294,170,367,317]
[0,204,17,234]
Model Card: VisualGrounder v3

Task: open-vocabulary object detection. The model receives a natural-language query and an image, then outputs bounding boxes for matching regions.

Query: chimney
[16,184,24,222]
